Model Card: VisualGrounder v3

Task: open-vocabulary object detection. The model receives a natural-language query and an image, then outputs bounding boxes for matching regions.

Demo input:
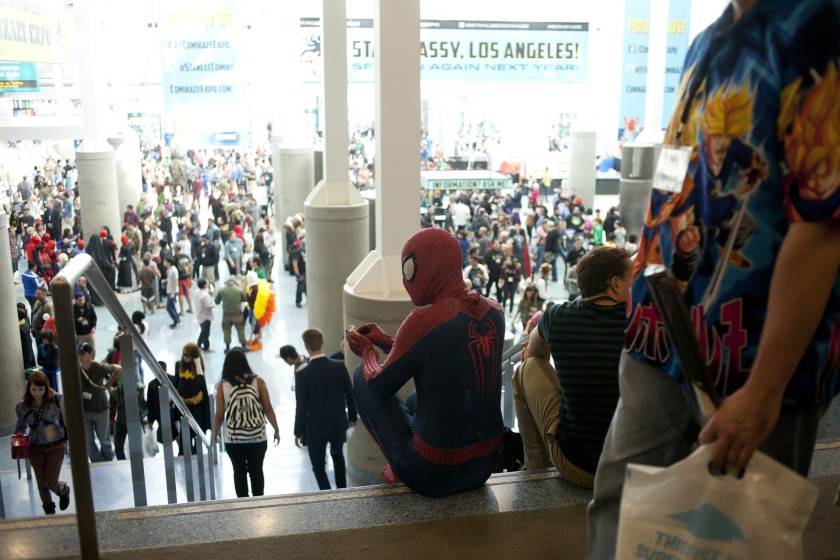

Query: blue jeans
[586,353,829,559]
[296,274,307,305]
[307,431,347,490]
[166,294,179,324]
[84,408,114,462]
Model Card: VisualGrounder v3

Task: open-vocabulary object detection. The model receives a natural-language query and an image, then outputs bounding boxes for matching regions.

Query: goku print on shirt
[626,0,840,408]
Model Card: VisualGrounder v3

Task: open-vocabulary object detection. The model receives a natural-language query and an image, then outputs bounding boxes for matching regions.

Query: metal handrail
[52,252,214,559]
[54,253,211,445]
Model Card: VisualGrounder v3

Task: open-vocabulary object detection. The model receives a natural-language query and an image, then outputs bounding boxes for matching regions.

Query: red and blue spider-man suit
[346,228,505,496]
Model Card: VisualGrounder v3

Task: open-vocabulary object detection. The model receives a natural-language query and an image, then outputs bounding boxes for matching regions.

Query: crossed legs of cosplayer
[352,365,498,497]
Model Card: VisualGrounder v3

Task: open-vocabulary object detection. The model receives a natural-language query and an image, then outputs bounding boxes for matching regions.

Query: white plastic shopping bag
[144,427,159,457]
[616,444,819,560]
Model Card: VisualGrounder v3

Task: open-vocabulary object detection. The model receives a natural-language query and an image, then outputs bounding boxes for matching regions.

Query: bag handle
[80,365,108,390]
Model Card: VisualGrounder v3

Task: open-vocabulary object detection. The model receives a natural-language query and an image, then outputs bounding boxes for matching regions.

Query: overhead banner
[618,0,651,141]
[300,19,589,83]
[0,0,69,63]
[0,61,39,92]
[662,0,691,126]
[159,0,250,146]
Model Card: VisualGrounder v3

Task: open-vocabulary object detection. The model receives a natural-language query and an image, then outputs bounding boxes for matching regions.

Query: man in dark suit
[294,328,357,490]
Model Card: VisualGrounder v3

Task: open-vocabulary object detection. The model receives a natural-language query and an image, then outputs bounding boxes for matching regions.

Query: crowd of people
[424,180,638,341]
[7,145,309,512]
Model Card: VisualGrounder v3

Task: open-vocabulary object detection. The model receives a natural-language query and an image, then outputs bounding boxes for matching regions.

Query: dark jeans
[226,440,268,497]
[499,283,516,312]
[296,274,307,305]
[307,431,347,490]
[197,319,211,350]
[166,294,179,324]
[114,421,127,460]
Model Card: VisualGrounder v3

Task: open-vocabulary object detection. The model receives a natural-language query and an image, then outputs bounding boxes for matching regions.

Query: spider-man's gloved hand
[355,323,394,354]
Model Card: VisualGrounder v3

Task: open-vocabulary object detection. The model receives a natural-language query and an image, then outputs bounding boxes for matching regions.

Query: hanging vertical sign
[618,0,652,142]
[159,0,250,146]
[662,0,692,127]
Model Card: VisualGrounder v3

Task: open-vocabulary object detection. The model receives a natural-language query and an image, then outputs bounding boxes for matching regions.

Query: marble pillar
[273,140,314,267]
[344,0,421,485]
[569,130,598,211]
[107,130,143,213]
[619,143,658,240]
[0,212,25,433]
[76,144,121,243]
[304,0,370,357]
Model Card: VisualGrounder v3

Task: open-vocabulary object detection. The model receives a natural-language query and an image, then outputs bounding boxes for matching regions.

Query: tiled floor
[2,231,572,519]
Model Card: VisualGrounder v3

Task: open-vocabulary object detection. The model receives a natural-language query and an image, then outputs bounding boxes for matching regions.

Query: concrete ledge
[1,471,837,560]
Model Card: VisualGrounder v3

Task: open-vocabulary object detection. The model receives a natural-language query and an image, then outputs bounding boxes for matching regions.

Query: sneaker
[295,302,302,308]
[43,503,56,515]
[59,485,71,511]
[169,322,180,329]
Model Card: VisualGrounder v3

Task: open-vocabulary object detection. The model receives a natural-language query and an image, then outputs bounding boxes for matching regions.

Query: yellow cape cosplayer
[252,279,276,327]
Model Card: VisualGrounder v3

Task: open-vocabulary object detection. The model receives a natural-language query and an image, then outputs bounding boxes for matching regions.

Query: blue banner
[159,0,250,146]
[0,61,39,92]
[618,0,651,141]
[662,0,691,127]
[300,19,589,83]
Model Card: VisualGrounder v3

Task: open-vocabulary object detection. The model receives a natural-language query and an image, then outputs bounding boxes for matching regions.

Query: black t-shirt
[566,247,587,267]
[538,300,625,474]
[290,248,306,274]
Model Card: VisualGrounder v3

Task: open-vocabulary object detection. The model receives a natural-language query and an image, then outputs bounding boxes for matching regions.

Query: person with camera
[78,342,121,462]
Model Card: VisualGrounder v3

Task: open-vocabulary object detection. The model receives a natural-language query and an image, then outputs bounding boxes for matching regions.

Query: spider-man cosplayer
[346,228,505,496]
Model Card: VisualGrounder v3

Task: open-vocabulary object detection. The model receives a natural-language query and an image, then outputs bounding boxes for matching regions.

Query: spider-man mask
[401,228,465,306]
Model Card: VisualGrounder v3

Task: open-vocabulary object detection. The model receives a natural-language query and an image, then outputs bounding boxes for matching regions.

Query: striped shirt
[538,299,625,474]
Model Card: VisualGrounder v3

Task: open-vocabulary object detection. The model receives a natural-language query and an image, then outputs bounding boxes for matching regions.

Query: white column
[305,0,370,359]
[75,0,121,241]
[0,212,24,431]
[107,130,143,212]
[569,130,598,211]
[344,0,420,486]
[76,148,121,242]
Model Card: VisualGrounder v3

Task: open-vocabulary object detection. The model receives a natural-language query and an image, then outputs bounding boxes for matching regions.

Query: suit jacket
[294,356,356,439]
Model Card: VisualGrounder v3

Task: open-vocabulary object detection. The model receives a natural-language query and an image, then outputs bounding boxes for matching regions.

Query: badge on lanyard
[652,146,693,193]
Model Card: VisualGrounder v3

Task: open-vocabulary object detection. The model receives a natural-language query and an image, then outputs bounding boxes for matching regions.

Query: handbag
[616,444,819,560]
[11,433,30,479]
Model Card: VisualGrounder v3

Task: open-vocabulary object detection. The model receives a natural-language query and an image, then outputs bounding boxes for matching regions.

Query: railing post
[51,276,100,560]
[196,437,207,501]
[206,391,217,499]
[0,474,5,519]
[159,387,178,504]
[181,420,195,502]
[120,334,147,507]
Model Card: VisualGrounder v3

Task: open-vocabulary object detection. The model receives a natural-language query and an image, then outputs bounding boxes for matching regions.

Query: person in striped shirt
[513,246,631,487]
